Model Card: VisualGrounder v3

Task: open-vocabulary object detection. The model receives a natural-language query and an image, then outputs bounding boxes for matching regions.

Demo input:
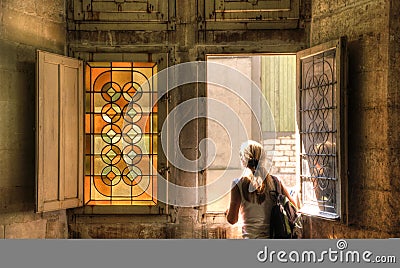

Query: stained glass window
[85,62,158,206]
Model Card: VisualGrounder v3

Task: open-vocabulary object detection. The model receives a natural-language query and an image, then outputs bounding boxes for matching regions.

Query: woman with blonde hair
[226,140,297,238]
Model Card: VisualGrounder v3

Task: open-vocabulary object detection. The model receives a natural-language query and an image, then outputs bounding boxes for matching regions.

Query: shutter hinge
[168,17,176,30]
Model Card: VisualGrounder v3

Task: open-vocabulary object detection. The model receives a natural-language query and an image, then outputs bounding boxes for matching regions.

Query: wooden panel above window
[204,0,300,30]
[71,0,174,31]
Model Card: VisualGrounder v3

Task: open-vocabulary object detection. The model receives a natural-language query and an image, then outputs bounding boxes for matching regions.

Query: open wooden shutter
[296,37,348,222]
[36,50,84,212]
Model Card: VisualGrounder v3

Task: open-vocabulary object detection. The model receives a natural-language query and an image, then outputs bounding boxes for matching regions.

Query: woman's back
[234,177,274,239]
[226,140,296,239]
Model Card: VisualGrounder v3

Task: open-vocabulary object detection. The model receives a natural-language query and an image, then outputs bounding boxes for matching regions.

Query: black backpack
[269,175,301,239]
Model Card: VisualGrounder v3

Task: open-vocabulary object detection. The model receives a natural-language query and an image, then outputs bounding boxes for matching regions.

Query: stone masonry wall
[0,0,68,238]
[306,0,398,238]
[388,0,400,236]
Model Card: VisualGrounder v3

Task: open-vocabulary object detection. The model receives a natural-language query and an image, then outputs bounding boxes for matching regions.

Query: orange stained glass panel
[152,135,158,154]
[91,70,111,92]
[85,62,158,206]
[84,176,91,203]
[152,156,157,169]
[112,62,134,68]
[85,114,91,134]
[115,97,129,109]
[132,62,156,68]
[111,71,132,86]
[152,114,158,133]
[152,104,158,113]
[93,175,112,197]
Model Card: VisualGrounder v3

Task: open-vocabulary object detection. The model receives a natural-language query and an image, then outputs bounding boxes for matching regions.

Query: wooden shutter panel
[36,50,84,212]
[296,37,348,222]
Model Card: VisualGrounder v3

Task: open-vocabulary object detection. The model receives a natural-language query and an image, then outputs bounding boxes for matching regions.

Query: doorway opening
[205,54,298,217]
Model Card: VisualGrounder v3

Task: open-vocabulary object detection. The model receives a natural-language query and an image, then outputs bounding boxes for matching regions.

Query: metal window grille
[299,49,339,217]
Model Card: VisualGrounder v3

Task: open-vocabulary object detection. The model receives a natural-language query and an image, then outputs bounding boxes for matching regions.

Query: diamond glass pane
[85,62,158,206]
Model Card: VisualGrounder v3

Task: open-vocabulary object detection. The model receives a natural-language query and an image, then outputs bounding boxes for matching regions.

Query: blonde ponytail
[239,140,274,204]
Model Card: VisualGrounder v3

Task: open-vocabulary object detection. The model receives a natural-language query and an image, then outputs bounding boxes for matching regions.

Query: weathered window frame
[296,37,348,222]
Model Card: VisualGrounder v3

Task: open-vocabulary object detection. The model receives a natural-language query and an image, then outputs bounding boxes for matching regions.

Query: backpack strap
[269,175,282,202]
[271,175,282,195]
